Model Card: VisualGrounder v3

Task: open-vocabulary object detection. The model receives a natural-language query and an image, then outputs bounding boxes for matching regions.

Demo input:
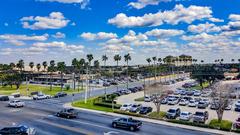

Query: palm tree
[94,60,100,71]
[114,54,121,67]
[79,58,85,91]
[124,53,131,88]
[29,62,34,71]
[146,58,151,66]
[49,60,55,91]
[9,63,15,70]
[36,63,41,72]
[158,58,162,64]
[42,61,48,72]
[152,56,157,83]
[86,54,94,97]
[17,59,24,71]
[57,62,66,91]
[72,58,79,90]
[102,55,108,69]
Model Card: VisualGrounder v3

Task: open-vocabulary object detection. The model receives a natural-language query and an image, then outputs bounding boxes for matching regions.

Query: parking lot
[116,80,240,123]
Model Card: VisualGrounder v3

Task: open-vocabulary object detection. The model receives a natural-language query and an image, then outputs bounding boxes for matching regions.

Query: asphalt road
[0,102,214,135]
[0,74,215,135]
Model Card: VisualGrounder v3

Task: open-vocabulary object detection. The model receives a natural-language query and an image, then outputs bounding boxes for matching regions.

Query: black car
[54,92,67,98]
[139,106,152,115]
[186,91,194,96]
[128,88,137,93]
[112,117,142,131]
[0,125,36,135]
[0,96,9,101]
[56,108,78,119]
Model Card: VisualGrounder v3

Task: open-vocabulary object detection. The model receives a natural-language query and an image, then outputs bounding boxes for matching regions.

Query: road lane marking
[46,115,138,135]
[35,119,94,135]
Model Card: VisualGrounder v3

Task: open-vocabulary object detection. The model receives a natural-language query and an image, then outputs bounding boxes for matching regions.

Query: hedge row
[167,119,210,128]
[93,102,121,109]
[209,119,233,131]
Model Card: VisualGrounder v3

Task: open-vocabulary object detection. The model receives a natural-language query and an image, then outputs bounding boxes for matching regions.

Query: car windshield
[168,109,176,113]
[132,105,137,107]
[195,112,204,115]
[181,112,188,116]
[142,107,147,109]
[123,105,128,107]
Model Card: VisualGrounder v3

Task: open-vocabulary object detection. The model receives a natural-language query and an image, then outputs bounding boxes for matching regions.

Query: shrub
[148,112,166,119]
[134,97,144,101]
[220,120,232,131]
[65,85,70,90]
[114,110,143,117]
[209,119,233,131]
[168,119,210,128]
[93,102,121,109]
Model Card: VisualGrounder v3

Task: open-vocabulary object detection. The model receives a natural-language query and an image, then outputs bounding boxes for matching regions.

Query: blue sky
[0,0,240,65]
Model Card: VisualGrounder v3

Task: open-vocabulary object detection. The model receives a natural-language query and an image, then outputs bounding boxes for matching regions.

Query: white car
[168,98,178,105]
[194,91,201,96]
[120,103,132,111]
[179,99,189,106]
[188,100,197,107]
[33,94,51,100]
[180,112,193,121]
[144,96,152,102]
[8,100,25,108]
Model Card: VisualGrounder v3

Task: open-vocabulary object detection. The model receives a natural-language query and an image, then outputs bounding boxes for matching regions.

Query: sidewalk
[64,103,239,135]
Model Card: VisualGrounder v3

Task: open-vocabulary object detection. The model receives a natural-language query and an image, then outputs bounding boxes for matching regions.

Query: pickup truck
[112,117,142,131]
[193,111,209,123]
[56,108,78,119]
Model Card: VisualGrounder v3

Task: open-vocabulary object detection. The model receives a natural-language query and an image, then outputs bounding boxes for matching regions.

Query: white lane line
[46,115,138,135]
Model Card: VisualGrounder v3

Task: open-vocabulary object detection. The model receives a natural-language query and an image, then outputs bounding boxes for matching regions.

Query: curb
[64,103,239,135]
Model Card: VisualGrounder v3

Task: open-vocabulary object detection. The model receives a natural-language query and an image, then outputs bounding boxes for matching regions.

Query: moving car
[120,103,132,111]
[180,112,193,121]
[166,108,181,119]
[112,117,142,131]
[129,104,141,113]
[8,100,25,108]
[33,94,51,100]
[179,99,189,106]
[0,125,36,135]
[193,111,209,123]
[54,92,67,98]
[56,108,78,119]
[139,106,152,115]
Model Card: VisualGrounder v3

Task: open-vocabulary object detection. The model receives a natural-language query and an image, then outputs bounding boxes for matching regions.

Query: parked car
[225,103,232,110]
[233,116,240,129]
[186,91,194,96]
[210,102,219,110]
[168,98,178,105]
[235,100,240,112]
[188,100,197,107]
[112,117,142,131]
[0,125,36,135]
[56,108,78,119]
[0,96,9,101]
[193,91,201,96]
[120,103,132,111]
[179,99,189,106]
[193,111,209,123]
[33,94,51,100]
[180,112,193,121]
[144,96,152,102]
[197,101,208,109]
[8,100,25,108]
[161,98,168,104]
[139,106,153,115]
[166,108,181,119]
[129,104,141,113]
[54,92,67,98]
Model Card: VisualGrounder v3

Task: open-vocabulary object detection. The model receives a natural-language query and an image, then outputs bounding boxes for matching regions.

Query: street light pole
[84,67,88,104]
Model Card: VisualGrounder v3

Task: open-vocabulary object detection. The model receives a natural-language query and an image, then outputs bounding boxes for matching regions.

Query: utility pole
[84,67,88,104]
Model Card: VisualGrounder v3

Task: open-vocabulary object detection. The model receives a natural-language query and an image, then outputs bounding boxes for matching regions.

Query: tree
[124,53,131,88]
[94,60,100,71]
[72,58,79,90]
[48,60,55,91]
[57,62,66,91]
[146,58,151,66]
[152,56,157,83]
[114,54,121,67]
[78,58,85,91]
[102,55,108,68]
[29,62,34,71]
[42,61,48,71]
[9,63,15,69]
[36,63,41,72]
[17,59,24,71]
[211,82,233,122]
[86,54,94,97]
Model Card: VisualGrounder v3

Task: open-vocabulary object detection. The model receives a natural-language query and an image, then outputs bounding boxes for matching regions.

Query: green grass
[0,84,83,96]
[148,111,167,119]
[134,97,144,101]
[209,119,233,131]
[72,98,114,112]
[190,82,210,90]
